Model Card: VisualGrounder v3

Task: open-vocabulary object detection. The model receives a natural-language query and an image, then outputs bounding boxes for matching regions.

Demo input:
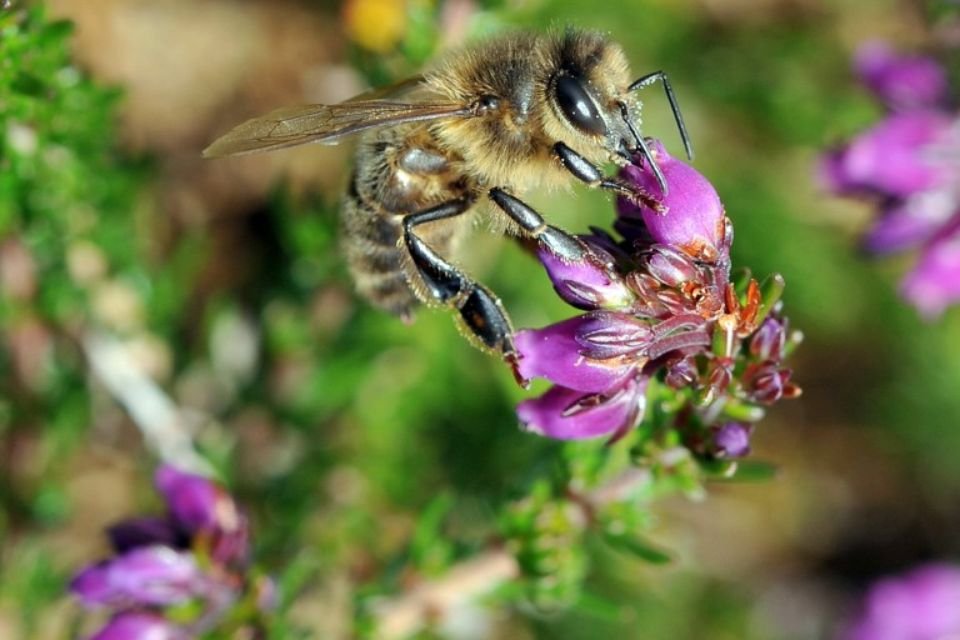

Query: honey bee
[204,28,691,364]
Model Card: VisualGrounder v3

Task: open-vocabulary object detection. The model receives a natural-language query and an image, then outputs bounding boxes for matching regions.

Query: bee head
[545,31,641,167]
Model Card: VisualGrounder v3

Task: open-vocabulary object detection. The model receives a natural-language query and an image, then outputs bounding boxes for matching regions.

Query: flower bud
[617,141,726,260]
[749,316,787,362]
[745,363,793,405]
[643,245,702,287]
[536,240,633,310]
[709,422,752,459]
[664,356,699,389]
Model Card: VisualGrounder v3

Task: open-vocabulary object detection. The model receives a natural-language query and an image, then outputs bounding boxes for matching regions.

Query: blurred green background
[1,0,959,638]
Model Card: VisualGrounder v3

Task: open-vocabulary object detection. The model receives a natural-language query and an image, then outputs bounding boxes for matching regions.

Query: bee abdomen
[341,182,417,318]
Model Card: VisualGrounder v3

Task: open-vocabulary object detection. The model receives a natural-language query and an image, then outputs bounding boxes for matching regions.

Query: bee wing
[203,98,472,157]
[344,75,427,102]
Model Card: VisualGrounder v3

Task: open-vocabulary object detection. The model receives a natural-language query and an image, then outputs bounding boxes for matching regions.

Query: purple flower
[820,111,952,198]
[515,314,649,394]
[536,239,634,310]
[710,422,752,459]
[71,464,269,639]
[90,612,189,640]
[156,464,223,534]
[517,377,648,441]
[843,564,960,640]
[821,42,960,318]
[617,141,726,260]
[517,139,799,445]
[855,42,947,110]
[901,226,960,318]
[862,200,952,255]
[71,546,203,608]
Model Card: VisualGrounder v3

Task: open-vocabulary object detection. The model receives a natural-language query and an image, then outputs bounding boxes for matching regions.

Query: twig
[371,467,653,638]
[372,550,520,640]
[83,330,211,474]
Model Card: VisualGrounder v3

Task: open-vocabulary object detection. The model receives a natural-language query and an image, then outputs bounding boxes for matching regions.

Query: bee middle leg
[402,198,516,359]
[488,188,588,262]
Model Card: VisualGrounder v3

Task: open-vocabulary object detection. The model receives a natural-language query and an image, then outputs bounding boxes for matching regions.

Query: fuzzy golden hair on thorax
[427,29,634,192]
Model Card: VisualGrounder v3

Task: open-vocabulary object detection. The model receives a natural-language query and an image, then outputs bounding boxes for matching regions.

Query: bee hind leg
[403,199,516,359]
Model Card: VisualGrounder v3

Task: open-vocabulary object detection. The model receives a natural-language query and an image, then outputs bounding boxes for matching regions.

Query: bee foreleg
[553,142,663,209]
[402,199,516,359]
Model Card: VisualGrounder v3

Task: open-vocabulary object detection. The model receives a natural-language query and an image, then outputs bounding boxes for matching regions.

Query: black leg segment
[489,188,586,262]
[553,143,664,210]
[402,198,515,357]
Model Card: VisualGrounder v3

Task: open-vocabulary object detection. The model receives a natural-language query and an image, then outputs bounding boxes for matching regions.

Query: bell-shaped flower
[617,141,726,260]
[517,377,648,440]
[536,238,634,310]
[514,313,652,393]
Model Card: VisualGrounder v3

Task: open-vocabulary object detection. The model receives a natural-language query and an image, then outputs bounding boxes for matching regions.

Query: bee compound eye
[553,74,607,136]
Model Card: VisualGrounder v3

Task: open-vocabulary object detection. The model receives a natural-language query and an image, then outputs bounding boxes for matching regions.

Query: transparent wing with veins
[203,97,473,158]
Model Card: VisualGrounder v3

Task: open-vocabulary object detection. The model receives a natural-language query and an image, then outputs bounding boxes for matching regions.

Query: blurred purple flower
[821,42,960,318]
[820,111,952,198]
[515,141,799,444]
[900,225,960,318]
[71,465,270,639]
[71,546,202,608]
[855,41,948,110]
[90,612,189,640]
[710,422,752,459]
[843,564,960,640]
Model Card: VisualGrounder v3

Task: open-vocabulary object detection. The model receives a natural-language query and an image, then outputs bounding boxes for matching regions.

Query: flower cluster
[70,465,273,639]
[513,141,800,456]
[821,42,960,318]
[843,563,960,640]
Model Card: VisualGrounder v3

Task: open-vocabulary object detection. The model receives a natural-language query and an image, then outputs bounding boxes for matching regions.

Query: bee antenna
[618,102,668,196]
[628,70,694,161]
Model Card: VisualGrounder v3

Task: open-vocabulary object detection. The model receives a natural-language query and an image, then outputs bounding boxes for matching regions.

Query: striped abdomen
[340,125,475,319]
